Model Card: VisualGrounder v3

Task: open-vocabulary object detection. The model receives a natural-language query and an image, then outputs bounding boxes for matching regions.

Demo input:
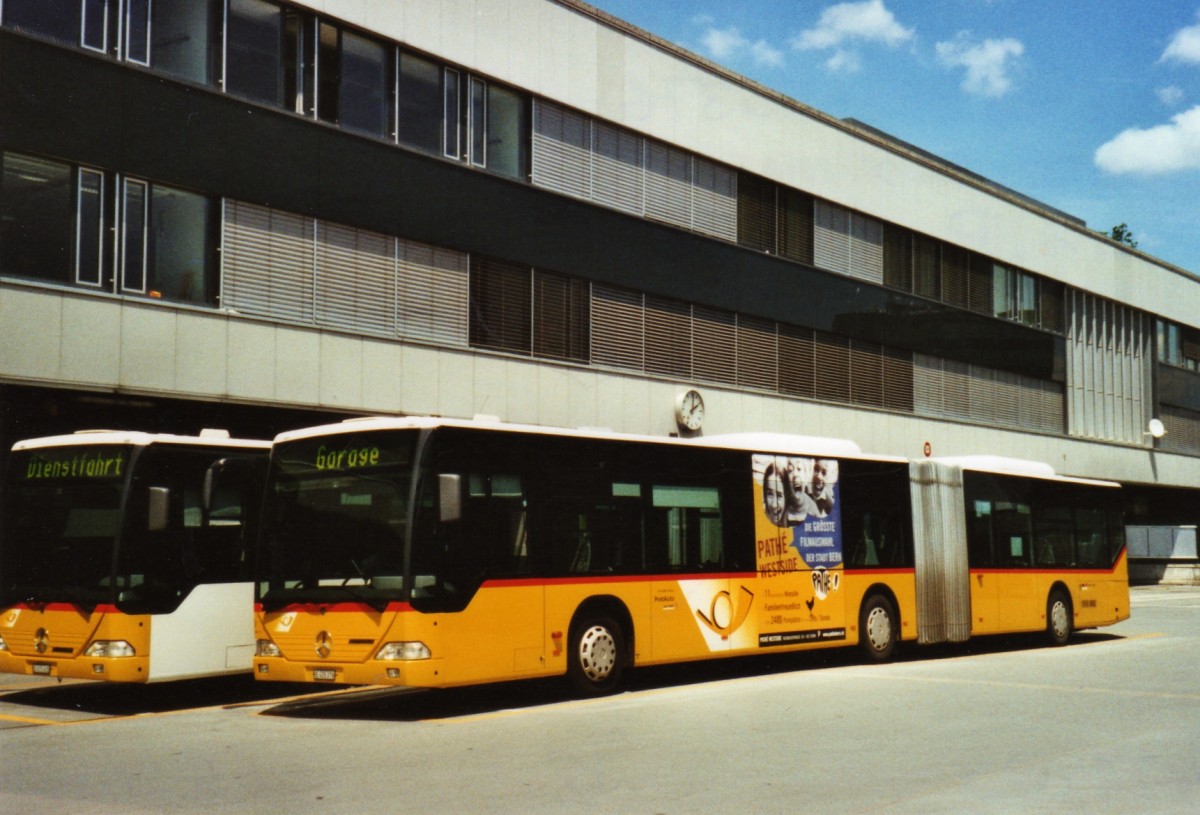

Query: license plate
[313,669,336,681]
[32,663,51,676]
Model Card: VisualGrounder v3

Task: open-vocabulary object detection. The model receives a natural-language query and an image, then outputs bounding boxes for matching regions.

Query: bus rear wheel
[1046,590,1072,646]
[567,616,625,696]
[859,594,897,663]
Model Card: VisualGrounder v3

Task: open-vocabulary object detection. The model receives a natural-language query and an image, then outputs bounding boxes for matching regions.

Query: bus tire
[1046,589,1072,646]
[567,616,625,696]
[859,594,897,663]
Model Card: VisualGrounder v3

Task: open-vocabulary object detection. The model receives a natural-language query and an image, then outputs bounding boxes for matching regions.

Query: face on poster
[754,454,842,572]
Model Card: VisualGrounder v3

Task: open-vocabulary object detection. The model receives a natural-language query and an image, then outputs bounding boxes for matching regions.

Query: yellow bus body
[254,553,1129,688]
[0,604,151,682]
[255,569,925,687]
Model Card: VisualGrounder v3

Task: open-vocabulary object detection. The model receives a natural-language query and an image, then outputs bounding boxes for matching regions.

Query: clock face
[675,390,704,431]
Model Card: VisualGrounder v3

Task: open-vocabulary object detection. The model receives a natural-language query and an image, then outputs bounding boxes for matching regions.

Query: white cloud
[826,49,863,73]
[1158,85,1186,106]
[698,25,784,69]
[936,33,1024,97]
[702,26,748,60]
[751,40,786,69]
[1095,105,1200,174]
[1161,15,1200,64]
[790,0,914,51]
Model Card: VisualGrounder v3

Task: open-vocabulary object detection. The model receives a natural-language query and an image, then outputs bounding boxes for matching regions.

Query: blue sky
[586,0,1200,276]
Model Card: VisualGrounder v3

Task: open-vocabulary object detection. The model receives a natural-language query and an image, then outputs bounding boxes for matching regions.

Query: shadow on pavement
[259,629,1125,723]
[1,674,325,717]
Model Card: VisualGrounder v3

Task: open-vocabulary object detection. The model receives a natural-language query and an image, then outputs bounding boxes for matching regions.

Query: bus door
[435,471,544,682]
[968,494,1036,633]
[129,447,263,679]
[647,484,737,658]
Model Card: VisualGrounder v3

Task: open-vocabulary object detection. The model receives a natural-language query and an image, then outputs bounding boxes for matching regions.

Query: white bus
[0,430,269,682]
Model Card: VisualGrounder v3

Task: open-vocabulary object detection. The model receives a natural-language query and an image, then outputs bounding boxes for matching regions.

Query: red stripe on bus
[480,572,759,588]
[256,601,413,614]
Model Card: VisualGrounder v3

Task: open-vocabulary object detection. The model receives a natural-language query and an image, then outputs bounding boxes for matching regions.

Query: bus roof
[11,430,271,453]
[927,455,1120,488]
[272,416,904,462]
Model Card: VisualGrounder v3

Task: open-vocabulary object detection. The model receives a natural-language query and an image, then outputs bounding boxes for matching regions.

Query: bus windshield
[0,445,130,608]
[258,430,418,610]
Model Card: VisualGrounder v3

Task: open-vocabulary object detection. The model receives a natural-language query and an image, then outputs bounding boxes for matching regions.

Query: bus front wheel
[567,616,625,696]
[859,594,897,663]
[1046,590,1072,646]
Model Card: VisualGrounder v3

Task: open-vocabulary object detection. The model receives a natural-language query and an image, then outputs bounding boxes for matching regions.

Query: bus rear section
[253,417,923,692]
[0,431,269,682]
[907,458,1130,649]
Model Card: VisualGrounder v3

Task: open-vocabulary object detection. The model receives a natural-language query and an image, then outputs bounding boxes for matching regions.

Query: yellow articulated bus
[252,417,1129,694]
[0,430,269,682]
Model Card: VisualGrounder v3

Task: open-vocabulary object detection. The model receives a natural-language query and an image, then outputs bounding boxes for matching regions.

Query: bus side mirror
[439,474,462,523]
[148,486,171,532]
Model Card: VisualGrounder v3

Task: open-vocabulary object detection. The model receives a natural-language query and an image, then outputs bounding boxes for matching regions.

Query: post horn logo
[695,586,754,637]
[315,630,333,659]
[34,627,49,654]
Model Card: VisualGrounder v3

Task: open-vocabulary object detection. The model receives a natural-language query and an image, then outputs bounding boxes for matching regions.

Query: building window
[1,152,214,304]
[120,179,148,292]
[1158,320,1200,371]
[145,184,216,304]
[470,257,531,355]
[468,257,590,362]
[0,152,74,284]
[225,0,285,106]
[123,0,150,64]
[486,83,528,180]
[120,180,218,303]
[2,0,81,46]
[443,68,461,159]
[338,29,392,138]
[737,172,776,254]
[397,51,443,154]
[913,234,940,300]
[152,0,223,84]
[778,188,814,265]
[76,169,106,287]
[81,0,111,53]
[534,272,589,362]
[468,77,487,166]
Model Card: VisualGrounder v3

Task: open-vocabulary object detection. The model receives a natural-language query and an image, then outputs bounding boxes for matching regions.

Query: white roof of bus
[927,455,1119,488]
[12,429,270,452]
[273,416,903,462]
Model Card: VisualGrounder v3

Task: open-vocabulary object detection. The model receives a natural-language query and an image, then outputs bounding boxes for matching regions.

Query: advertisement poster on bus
[752,454,846,647]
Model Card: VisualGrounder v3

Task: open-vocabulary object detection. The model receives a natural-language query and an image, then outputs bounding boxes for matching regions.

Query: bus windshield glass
[258,430,417,610]
[0,445,130,608]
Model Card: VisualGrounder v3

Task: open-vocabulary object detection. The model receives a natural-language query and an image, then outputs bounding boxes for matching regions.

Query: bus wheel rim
[865,606,892,651]
[579,625,617,681]
[1050,599,1069,639]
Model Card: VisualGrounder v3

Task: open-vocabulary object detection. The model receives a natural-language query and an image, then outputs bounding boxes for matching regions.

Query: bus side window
[994,501,1032,566]
[646,485,722,571]
[1034,504,1074,566]
[466,473,528,576]
[967,499,995,568]
[541,482,643,575]
[1075,508,1108,568]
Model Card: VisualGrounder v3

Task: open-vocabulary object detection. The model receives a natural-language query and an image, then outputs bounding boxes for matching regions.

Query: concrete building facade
[0,0,1197,529]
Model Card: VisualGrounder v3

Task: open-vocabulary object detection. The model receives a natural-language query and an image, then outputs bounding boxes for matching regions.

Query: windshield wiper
[327,583,390,612]
[260,580,391,613]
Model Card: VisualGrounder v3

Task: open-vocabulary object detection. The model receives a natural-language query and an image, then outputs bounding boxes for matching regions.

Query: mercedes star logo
[34,627,49,654]
[315,630,333,659]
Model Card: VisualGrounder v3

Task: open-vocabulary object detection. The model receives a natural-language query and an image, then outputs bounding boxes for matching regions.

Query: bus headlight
[256,639,282,658]
[84,640,136,658]
[0,634,8,651]
[375,641,431,661]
